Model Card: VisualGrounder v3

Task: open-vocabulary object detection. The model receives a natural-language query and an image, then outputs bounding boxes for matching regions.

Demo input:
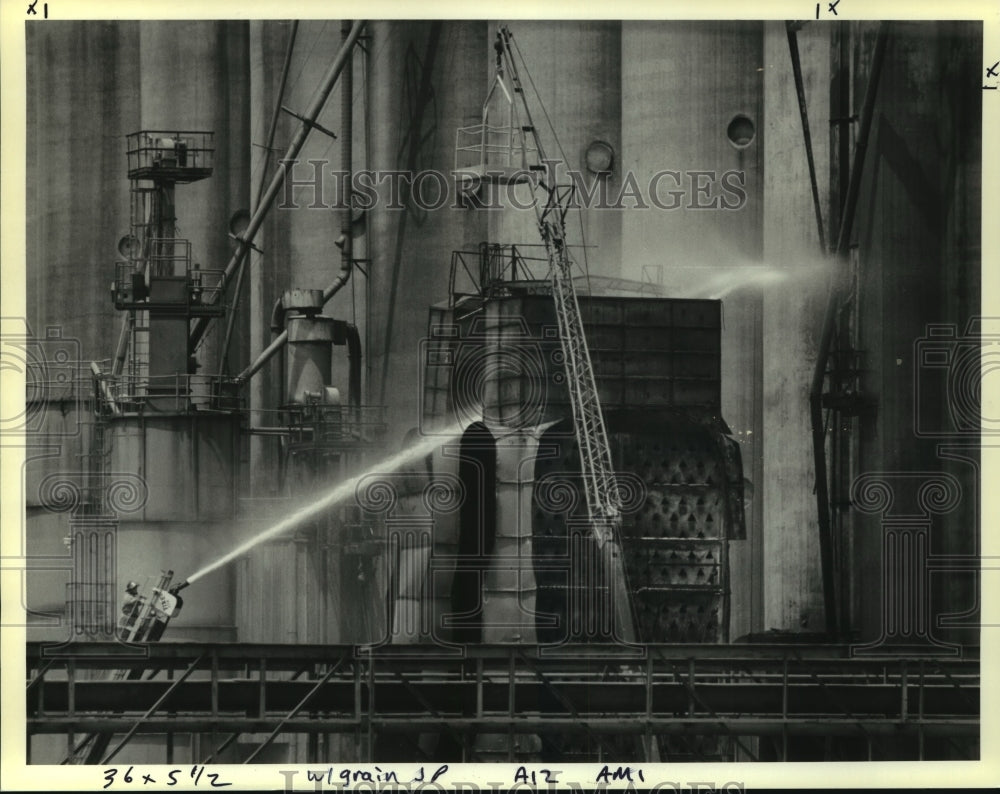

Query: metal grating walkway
[26,642,979,763]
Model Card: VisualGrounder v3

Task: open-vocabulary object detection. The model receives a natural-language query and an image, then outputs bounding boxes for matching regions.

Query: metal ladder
[496,27,639,643]
[541,211,620,544]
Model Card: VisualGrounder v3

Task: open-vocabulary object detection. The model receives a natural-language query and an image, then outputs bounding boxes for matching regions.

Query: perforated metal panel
[616,421,733,644]
[532,415,743,645]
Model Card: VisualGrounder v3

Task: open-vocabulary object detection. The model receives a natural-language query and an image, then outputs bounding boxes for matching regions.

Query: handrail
[99,654,206,764]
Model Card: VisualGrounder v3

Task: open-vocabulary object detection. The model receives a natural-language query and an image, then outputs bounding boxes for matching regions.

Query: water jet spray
[181,423,464,587]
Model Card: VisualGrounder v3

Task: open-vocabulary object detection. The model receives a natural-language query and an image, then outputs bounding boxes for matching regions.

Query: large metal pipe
[345,323,361,411]
[190,19,366,350]
[235,18,357,390]
[340,20,354,279]
[809,23,889,637]
[110,311,134,376]
[90,362,121,416]
[218,21,300,378]
[786,21,826,253]
[238,329,287,384]
[256,21,300,209]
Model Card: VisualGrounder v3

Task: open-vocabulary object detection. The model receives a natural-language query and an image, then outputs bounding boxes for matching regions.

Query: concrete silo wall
[850,22,981,648]
[25,21,250,647]
[366,21,490,445]
[621,21,764,637]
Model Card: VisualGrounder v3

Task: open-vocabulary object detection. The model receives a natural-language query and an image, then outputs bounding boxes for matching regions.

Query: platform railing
[93,372,244,414]
[112,260,227,310]
[249,404,388,445]
[126,130,215,179]
[26,642,980,763]
[454,124,538,176]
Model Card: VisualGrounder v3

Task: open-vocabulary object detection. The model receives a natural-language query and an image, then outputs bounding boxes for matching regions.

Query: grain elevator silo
[18,16,984,771]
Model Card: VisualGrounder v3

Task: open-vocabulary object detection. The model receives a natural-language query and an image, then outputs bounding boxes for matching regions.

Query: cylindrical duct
[285,314,335,405]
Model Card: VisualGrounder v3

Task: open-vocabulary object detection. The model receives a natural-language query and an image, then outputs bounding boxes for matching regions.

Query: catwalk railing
[25,642,979,763]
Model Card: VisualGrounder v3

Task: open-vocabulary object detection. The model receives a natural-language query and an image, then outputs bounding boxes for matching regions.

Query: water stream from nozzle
[185,423,463,585]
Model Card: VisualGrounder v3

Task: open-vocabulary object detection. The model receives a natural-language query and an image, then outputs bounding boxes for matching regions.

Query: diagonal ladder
[541,210,637,644]
[496,25,639,643]
[545,226,620,544]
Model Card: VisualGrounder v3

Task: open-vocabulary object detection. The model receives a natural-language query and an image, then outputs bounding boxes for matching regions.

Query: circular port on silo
[584,140,614,175]
[726,114,756,148]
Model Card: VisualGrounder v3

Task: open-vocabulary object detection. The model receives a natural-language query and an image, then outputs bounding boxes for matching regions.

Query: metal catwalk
[27,642,979,763]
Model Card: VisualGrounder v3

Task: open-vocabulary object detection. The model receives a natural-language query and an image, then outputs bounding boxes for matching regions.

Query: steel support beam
[515,651,620,760]
[29,716,979,738]
[217,21,300,377]
[30,640,978,663]
[785,21,827,253]
[189,20,366,351]
[809,22,890,637]
[243,658,346,763]
[100,654,205,764]
[26,641,978,764]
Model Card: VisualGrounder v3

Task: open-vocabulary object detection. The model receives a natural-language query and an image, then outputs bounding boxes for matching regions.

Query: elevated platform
[126,131,214,183]
[26,642,979,763]
[454,164,539,186]
[454,123,540,186]
[113,264,227,317]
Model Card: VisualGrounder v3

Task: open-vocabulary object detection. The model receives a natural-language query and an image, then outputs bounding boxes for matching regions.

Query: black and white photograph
[2,2,996,790]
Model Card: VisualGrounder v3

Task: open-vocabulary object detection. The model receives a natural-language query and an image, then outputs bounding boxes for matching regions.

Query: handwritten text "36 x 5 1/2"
[103,765,232,789]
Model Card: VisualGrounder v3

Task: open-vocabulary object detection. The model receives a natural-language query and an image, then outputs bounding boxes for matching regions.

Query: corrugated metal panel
[427,296,725,434]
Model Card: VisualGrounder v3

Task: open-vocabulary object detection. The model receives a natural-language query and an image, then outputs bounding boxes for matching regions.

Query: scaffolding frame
[27,642,979,764]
